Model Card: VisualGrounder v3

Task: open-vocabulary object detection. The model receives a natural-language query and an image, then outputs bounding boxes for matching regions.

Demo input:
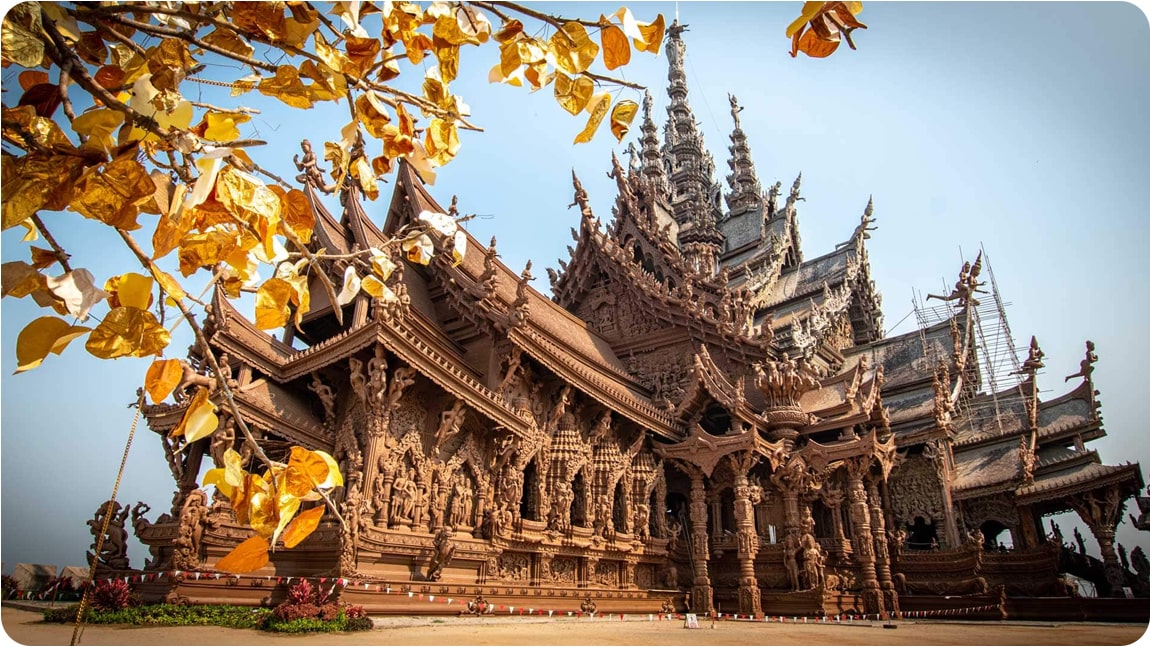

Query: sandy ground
[3,607,1147,646]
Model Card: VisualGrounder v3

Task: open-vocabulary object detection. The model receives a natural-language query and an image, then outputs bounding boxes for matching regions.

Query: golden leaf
[231,2,288,43]
[2,154,85,231]
[177,229,238,277]
[2,261,46,298]
[423,118,460,167]
[497,41,521,80]
[255,277,294,330]
[787,2,826,38]
[609,99,640,142]
[314,31,354,76]
[574,92,612,144]
[145,38,196,91]
[494,19,524,43]
[797,27,840,58]
[402,33,433,66]
[269,185,314,244]
[275,259,312,328]
[29,247,59,270]
[144,357,183,403]
[215,534,270,573]
[283,1,321,48]
[360,274,396,301]
[351,155,379,200]
[216,167,281,260]
[204,447,246,500]
[18,219,38,242]
[93,65,125,91]
[202,27,255,59]
[549,22,599,75]
[369,248,396,280]
[402,233,435,265]
[633,14,666,54]
[15,316,91,373]
[600,20,631,70]
[553,72,594,116]
[343,35,381,78]
[258,65,313,109]
[71,109,125,152]
[1,4,45,68]
[270,493,301,548]
[169,386,219,444]
[432,12,475,47]
[452,230,467,266]
[202,111,252,142]
[151,211,183,261]
[282,506,325,548]
[149,264,187,302]
[2,105,75,151]
[434,38,460,84]
[355,92,392,139]
[126,75,193,141]
[69,154,155,231]
[86,306,171,359]
[381,104,416,158]
[313,449,343,489]
[299,59,348,102]
[104,272,153,310]
[285,447,332,496]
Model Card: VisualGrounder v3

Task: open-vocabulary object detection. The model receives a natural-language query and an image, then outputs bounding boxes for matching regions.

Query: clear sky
[3,2,1149,576]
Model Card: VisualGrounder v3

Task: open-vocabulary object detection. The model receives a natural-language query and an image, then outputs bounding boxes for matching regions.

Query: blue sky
[3,2,1149,573]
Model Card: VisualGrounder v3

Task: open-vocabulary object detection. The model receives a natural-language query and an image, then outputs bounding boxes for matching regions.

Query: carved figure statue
[663,563,678,589]
[174,358,216,401]
[426,529,456,582]
[87,500,131,570]
[1012,336,1046,376]
[434,400,467,452]
[635,502,651,541]
[549,480,574,531]
[391,468,417,525]
[593,493,612,537]
[208,415,235,468]
[1050,519,1063,545]
[172,490,209,571]
[1065,340,1098,383]
[293,139,332,190]
[580,595,598,614]
[1131,546,1150,582]
[308,373,337,424]
[1119,543,1130,571]
[667,516,683,552]
[801,532,825,590]
[449,476,474,528]
[783,532,801,590]
[1074,527,1086,555]
[387,367,417,412]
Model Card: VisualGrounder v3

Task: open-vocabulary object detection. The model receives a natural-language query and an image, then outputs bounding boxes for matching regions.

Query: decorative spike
[663,19,721,228]
[724,93,762,215]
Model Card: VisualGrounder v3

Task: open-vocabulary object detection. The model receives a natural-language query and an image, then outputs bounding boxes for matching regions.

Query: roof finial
[728,93,743,130]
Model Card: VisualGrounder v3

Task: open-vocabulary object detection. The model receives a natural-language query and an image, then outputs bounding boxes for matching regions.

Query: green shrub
[43,602,369,633]
[262,616,340,633]
[42,605,83,623]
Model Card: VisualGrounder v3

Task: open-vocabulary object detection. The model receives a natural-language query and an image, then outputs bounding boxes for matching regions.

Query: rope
[184,75,252,89]
[70,390,145,646]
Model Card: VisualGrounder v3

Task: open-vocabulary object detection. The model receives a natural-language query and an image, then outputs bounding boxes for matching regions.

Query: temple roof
[1016,461,1143,504]
[951,438,1022,498]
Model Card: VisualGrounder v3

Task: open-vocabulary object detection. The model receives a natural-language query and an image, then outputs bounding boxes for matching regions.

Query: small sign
[684,613,699,629]
[1123,587,1134,599]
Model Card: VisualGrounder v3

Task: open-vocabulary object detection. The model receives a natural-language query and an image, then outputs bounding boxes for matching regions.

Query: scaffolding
[911,245,1026,438]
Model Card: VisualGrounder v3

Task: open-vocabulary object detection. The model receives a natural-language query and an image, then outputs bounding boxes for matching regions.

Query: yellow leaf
[609,99,640,142]
[215,535,270,573]
[574,92,612,144]
[270,185,314,244]
[549,22,599,75]
[18,219,39,242]
[285,446,332,497]
[402,233,435,265]
[85,306,171,359]
[105,272,153,310]
[15,316,91,373]
[369,248,396,280]
[46,269,107,321]
[360,274,396,301]
[493,19,524,43]
[126,74,193,141]
[216,167,281,260]
[434,38,460,84]
[787,2,826,37]
[29,246,59,270]
[1,4,45,68]
[313,450,343,489]
[69,154,155,231]
[203,111,252,142]
[423,118,460,167]
[314,31,354,75]
[2,154,85,231]
[170,386,219,443]
[600,20,631,70]
[270,493,301,547]
[282,506,325,548]
[258,65,313,109]
[178,229,239,277]
[202,468,235,499]
[355,92,392,139]
[553,72,595,116]
[634,14,666,54]
[202,27,255,59]
[144,358,183,403]
[149,264,187,302]
[255,277,294,330]
[2,261,46,298]
[72,109,126,152]
[344,35,381,78]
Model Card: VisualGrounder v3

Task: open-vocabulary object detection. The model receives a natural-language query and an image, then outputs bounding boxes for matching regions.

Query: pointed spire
[724,93,763,215]
[662,20,720,227]
[639,90,671,199]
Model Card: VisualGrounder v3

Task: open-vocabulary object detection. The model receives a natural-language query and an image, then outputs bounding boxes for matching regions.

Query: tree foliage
[1,1,861,569]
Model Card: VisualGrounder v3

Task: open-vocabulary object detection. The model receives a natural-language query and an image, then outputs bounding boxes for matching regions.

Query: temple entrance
[980,520,1012,550]
[907,516,937,549]
[613,481,627,531]
[521,461,540,521]
[571,471,588,527]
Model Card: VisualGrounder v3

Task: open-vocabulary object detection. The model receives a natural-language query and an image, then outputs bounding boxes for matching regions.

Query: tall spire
[662,20,720,228]
[724,94,763,216]
[639,90,671,199]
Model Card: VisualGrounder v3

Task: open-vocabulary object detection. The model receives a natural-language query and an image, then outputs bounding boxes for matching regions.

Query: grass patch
[41,603,372,633]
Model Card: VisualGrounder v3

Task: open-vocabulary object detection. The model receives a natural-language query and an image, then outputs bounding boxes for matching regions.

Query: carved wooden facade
[134,23,1144,616]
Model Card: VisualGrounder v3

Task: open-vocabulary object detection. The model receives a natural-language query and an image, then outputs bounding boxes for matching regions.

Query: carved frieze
[888,454,946,527]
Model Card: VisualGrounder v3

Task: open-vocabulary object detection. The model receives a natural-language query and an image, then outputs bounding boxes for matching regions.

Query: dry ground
[3,607,1147,646]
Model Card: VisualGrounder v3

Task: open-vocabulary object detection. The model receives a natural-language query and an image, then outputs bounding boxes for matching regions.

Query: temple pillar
[868,479,899,617]
[688,472,713,613]
[374,468,395,526]
[1069,486,1128,595]
[846,457,884,616]
[732,457,762,617]
[1016,504,1040,549]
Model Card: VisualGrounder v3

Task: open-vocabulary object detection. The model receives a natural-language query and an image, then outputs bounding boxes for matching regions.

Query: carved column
[868,479,898,617]
[623,557,639,588]
[584,555,599,589]
[374,462,395,526]
[845,457,884,616]
[688,472,713,613]
[361,347,393,522]
[1016,504,1040,549]
[1069,486,1128,595]
[731,455,762,617]
[821,484,848,551]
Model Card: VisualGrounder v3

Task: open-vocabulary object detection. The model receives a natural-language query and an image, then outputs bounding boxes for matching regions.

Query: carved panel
[498,553,530,582]
[615,295,663,337]
[635,564,655,589]
[887,455,945,527]
[623,351,689,407]
[390,395,428,440]
[962,494,1020,529]
[550,557,577,584]
[594,561,619,587]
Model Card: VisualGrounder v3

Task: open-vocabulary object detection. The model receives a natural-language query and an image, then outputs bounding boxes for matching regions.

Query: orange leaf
[282,506,325,548]
[145,358,183,403]
[797,28,840,58]
[600,21,630,71]
[18,70,49,91]
[215,534,270,573]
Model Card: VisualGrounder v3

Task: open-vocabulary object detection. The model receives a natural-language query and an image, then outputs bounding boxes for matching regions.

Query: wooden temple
[128,23,1148,618]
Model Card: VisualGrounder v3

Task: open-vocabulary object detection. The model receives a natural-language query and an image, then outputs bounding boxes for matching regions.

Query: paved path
[3,606,1146,645]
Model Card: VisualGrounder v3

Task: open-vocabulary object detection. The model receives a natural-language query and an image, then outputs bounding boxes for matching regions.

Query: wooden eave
[1015,462,1144,507]
[653,422,785,477]
[230,380,326,448]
